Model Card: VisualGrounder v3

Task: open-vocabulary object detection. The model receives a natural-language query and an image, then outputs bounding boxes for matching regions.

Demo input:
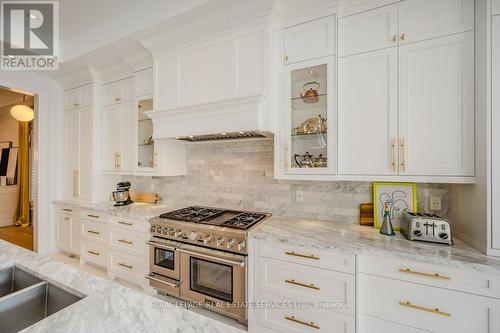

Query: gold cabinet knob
[392,35,397,43]
[401,33,406,41]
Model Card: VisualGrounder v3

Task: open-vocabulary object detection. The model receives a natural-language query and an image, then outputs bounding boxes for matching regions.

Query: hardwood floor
[0,225,33,251]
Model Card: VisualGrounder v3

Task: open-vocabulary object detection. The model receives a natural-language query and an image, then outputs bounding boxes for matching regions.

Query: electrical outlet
[295,190,304,202]
[430,196,442,211]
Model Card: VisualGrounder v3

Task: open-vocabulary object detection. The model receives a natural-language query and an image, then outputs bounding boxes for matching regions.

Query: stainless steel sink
[0,265,84,333]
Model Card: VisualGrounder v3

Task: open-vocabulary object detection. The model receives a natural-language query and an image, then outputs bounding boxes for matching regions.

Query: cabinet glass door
[285,57,334,174]
[137,98,154,170]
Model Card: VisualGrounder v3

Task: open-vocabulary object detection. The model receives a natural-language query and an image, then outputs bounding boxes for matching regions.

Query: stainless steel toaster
[400,211,452,245]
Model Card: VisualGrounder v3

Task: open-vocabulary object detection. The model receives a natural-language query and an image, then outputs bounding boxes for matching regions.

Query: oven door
[147,238,180,280]
[178,246,246,321]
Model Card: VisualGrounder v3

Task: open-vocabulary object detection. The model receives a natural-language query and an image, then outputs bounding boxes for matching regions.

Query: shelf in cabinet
[291,132,327,138]
[138,118,152,122]
[291,94,327,111]
[138,143,154,147]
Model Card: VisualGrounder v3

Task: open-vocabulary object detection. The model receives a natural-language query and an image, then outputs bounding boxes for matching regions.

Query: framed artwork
[373,182,417,230]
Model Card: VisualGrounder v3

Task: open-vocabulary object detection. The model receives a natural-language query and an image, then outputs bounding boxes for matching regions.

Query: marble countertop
[0,240,245,333]
[250,216,500,274]
[52,200,178,222]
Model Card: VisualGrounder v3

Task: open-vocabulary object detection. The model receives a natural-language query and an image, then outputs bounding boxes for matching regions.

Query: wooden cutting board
[359,203,374,226]
[130,192,161,204]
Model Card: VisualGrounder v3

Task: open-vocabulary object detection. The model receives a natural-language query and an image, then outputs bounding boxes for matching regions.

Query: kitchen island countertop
[0,240,245,333]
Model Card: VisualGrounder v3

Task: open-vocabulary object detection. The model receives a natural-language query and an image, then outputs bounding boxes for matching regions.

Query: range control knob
[226,239,235,249]
[163,228,169,235]
[203,235,213,244]
[413,230,422,237]
[237,241,246,251]
[439,232,449,240]
[216,237,225,246]
[189,231,198,241]
[150,226,156,233]
[156,227,163,234]
[174,230,183,238]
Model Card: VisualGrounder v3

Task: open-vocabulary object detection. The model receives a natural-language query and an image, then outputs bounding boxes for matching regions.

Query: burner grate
[159,206,225,222]
[222,212,267,230]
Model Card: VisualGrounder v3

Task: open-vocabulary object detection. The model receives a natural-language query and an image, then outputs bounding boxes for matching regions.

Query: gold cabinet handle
[114,97,122,102]
[64,217,69,221]
[285,279,320,290]
[117,153,121,168]
[285,316,320,329]
[392,34,397,43]
[87,214,100,219]
[391,139,397,172]
[62,208,73,212]
[284,143,289,171]
[285,251,320,260]
[399,268,451,280]
[284,54,288,63]
[87,250,100,256]
[399,301,451,317]
[118,262,133,269]
[401,33,406,41]
[73,103,79,107]
[400,137,407,172]
[118,239,133,245]
[87,230,100,235]
[72,170,78,197]
[153,152,158,168]
[118,221,133,226]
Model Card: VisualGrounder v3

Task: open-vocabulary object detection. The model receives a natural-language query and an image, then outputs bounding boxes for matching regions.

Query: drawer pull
[285,316,320,329]
[87,250,100,256]
[62,208,73,212]
[285,251,319,260]
[118,262,133,269]
[285,279,320,290]
[118,221,133,226]
[118,239,133,245]
[87,230,100,235]
[399,268,451,280]
[87,214,100,219]
[399,301,451,317]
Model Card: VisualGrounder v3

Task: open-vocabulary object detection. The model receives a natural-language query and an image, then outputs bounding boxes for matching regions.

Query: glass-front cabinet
[284,56,334,175]
[136,98,155,172]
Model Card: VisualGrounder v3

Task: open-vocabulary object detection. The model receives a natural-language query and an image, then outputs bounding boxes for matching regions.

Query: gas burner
[222,212,267,230]
[159,206,225,222]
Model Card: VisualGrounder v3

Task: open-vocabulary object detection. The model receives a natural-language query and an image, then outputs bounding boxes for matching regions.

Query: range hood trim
[145,94,271,139]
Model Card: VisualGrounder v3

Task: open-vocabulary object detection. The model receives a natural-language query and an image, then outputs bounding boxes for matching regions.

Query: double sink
[0,265,84,332]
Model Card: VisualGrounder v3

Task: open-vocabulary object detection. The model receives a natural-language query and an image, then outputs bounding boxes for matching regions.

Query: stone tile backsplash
[126,139,450,223]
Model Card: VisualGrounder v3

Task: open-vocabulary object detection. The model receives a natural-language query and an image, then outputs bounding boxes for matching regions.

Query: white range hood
[145,94,271,141]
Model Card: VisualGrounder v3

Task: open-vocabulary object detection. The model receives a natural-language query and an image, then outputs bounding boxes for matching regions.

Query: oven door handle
[146,241,177,251]
[176,248,246,267]
[145,274,180,288]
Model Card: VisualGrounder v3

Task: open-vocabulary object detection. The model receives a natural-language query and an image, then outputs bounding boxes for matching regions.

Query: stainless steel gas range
[146,206,270,323]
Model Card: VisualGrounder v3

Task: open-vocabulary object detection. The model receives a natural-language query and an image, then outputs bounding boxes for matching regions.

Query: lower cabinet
[249,239,356,333]
[56,211,81,255]
[358,315,428,333]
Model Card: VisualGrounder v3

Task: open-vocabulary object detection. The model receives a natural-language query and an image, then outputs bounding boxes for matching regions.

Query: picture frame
[373,182,417,230]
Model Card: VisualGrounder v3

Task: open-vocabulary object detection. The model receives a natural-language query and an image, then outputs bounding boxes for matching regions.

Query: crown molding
[271,0,339,30]
[55,66,99,90]
[121,49,153,72]
[96,62,134,84]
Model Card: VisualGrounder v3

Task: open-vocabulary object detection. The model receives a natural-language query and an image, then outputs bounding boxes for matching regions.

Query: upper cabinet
[338,4,398,57]
[102,78,134,106]
[494,0,500,16]
[283,16,335,64]
[64,84,93,109]
[336,0,475,181]
[492,15,500,250]
[155,27,265,111]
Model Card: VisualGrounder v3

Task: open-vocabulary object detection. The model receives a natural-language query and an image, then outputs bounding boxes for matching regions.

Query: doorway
[0,87,35,251]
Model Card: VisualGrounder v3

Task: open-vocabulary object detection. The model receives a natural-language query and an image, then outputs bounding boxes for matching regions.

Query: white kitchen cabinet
[135,98,155,173]
[134,68,153,97]
[102,78,134,106]
[359,315,429,333]
[338,4,398,57]
[56,213,81,255]
[359,273,500,333]
[338,47,398,175]
[101,103,135,172]
[63,109,79,199]
[64,85,93,109]
[283,16,334,65]
[399,31,474,176]
[493,15,500,250]
[78,107,93,201]
[283,56,335,175]
[56,214,71,252]
[398,0,474,45]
